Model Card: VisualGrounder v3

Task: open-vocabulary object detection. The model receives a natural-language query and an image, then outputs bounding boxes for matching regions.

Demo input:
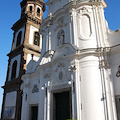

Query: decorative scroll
[44,73,51,78]
[116,66,120,77]
[68,65,76,72]
[25,82,30,88]
[58,62,64,68]
[32,84,39,93]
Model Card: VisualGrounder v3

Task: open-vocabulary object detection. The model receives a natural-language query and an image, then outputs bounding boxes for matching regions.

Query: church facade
[1,0,120,120]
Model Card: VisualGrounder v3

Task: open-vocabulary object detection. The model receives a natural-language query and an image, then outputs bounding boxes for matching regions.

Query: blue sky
[0,0,120,118]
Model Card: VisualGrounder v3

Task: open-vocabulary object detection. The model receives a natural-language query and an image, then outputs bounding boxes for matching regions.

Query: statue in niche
[57,30,65,46]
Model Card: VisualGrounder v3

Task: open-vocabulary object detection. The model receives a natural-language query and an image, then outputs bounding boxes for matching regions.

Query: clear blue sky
[0,0,120,118]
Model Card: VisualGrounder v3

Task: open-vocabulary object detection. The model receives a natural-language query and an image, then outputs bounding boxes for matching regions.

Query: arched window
[37,8,40,16]
[16,31,22,47]
[29,6,32,12]
[34,32,40,46]
[11,60,17,79]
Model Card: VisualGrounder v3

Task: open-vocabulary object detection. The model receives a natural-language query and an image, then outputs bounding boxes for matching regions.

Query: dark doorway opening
[30,106,38,120]
[53,91,71,120]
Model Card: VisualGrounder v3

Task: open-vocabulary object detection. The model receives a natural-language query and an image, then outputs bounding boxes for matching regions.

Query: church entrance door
[53,91,71,120]
[30,106,38,120]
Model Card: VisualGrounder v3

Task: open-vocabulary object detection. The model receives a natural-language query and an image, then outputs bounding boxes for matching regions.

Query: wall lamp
[68,80,75,93]
[20,90,27,101]
[41,84,47,97]
[23,92,27,101]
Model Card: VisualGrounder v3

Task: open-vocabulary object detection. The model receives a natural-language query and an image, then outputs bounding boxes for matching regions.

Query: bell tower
[1,0,45,119]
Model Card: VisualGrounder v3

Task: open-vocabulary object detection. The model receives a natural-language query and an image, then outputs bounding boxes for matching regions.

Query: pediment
[52,43,79,62]
[26,59,39,74]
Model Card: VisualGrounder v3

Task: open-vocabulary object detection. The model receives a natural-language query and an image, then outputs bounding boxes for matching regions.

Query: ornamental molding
[99,60,109,69]
[44,73,51,78]
[57,62,65,68]
[68,65,77,72]
[54,62,65,73]
[81,7,89,13]
[77,6,92,14]
[25,82,30,88]
[52,61,68,84]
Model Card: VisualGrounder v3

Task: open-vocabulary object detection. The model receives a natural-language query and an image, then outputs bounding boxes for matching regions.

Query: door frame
[29,104,39,120]
[50,87,72,120]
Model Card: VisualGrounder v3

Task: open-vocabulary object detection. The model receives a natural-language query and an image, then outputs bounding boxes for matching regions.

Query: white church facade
[1,0,120,120]
[21,0,120,120]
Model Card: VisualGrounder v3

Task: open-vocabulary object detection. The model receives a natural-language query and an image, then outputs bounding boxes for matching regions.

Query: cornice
[41,0,107,29]
[20,0,45,11]
[23,43,41,55]
[2,77,22,90]
[12,14,41,31]
[7,45,24,58]
[110,44,120,54]
[11,16,27,31]
[26,14,42,24]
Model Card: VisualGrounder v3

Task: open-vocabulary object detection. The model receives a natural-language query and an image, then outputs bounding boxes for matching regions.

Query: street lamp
[68,65,77,119]
[68,79,75,120]
[41,84,47,120]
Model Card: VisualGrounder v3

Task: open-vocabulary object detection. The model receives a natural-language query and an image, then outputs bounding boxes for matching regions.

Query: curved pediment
[26,59,39,74]
[52,43,79,62]
[25,44,78,74]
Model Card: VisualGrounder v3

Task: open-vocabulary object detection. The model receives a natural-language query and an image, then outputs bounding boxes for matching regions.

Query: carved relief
[25,82,30,88]
[81,7,89,13]
[52,62,66,83]
[44,73,51,78]
[57,62,65,67]
[57,30,65,46]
